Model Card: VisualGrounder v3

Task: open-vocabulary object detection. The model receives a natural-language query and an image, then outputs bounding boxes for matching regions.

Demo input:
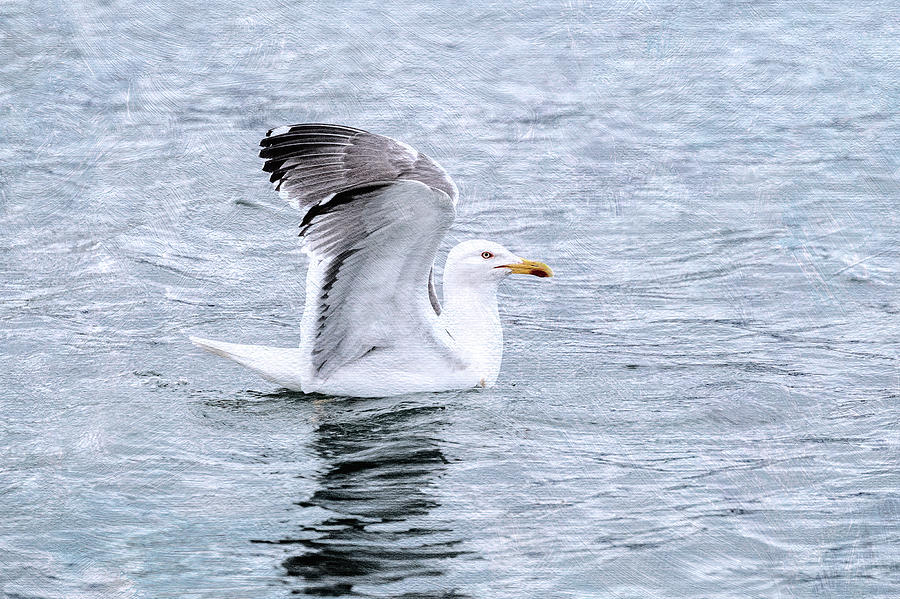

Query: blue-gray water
[2,1,899,597]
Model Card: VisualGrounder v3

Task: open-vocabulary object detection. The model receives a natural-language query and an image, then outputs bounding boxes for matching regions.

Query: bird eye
[481,251,494,259]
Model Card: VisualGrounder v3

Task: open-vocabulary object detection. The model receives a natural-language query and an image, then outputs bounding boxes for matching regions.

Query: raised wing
[258,125,459,380]
[260,123,457,316]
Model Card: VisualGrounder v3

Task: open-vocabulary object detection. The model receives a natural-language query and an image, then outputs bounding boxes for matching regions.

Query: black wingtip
[260,123,370,144]
[268,168,285,183]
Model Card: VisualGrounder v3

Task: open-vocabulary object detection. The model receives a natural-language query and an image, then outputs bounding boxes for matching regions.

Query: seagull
[190,124,552,397]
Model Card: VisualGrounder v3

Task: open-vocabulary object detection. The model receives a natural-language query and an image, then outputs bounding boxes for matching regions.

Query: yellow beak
[498,258,554,278]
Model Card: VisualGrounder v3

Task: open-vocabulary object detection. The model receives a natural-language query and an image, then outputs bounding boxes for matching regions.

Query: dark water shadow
[255,394,473,597]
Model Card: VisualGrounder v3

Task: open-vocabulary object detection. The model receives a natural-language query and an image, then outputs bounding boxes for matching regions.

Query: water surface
[2,1,899,597]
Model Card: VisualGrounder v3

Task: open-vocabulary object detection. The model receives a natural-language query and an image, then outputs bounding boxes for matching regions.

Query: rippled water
[2,1,899,597]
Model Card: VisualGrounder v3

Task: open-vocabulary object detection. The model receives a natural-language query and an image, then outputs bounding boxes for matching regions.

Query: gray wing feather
[427,266,441,316]
[259,123,458,208]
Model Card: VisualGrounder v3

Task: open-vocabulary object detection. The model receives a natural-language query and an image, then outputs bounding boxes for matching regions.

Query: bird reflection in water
[270,399,471,597]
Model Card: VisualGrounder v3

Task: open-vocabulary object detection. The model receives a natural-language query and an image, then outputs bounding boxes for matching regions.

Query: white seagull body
[191,124,552,397]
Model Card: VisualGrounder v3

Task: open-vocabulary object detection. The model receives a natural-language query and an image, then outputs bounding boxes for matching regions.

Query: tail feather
[189,336,304,391]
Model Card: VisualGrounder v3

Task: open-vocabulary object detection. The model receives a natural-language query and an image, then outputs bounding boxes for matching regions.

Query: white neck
[439,277,504,384]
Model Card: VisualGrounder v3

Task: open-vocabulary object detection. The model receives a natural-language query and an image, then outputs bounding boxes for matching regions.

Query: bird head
[444,239,553,288]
